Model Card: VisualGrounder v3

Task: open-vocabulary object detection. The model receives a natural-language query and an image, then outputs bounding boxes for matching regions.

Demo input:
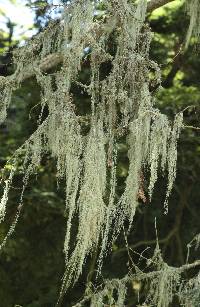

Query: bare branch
[114,222,177,254]
[147,0,176,12]
[184,125,200,131]
[16,52,63,81]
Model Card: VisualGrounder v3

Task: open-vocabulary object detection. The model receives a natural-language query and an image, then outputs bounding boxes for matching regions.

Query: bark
[147,0,176,12]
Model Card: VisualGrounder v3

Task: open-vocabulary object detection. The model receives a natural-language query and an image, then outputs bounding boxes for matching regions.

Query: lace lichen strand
[0,76,16,123]
[148,112,171,199]
[73,278,128,307]
[97,145,117,275]
[58,121,107,298]
[72,244,200,307]
[50,107,83,261]
[61,0,95,92]
[101,0,150,130]
[0,0,190,304]
[114,82,152,233]
[164,112,183,213]
[144,245,181,307]
[185,0,200,48]
[120,119,147,228]
[0,126,44,251]
[179,272,200,306]
[82,279,127,307]
[0,165,16,223]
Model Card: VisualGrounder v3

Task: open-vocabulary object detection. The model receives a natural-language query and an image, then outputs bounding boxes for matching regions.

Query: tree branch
[147,0,176,12]
[0,0,180,85]
[162,53,183,88]
[0,52,63,89]
[184,125,200,131]
[113,225,177,254]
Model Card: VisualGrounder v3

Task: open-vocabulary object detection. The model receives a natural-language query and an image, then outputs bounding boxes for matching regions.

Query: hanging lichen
[72,240,200,307]
[185,0,200,48]
[0,0,198,305]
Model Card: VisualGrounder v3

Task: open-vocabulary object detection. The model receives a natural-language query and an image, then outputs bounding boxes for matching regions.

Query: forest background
[0,0,199,306]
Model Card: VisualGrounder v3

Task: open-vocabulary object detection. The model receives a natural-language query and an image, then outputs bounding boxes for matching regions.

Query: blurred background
[0,0,200,306]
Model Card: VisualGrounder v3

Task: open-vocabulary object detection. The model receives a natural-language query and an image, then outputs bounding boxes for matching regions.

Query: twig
[180,105,197,114]
[184,125,200,131]
[113,226,177,254]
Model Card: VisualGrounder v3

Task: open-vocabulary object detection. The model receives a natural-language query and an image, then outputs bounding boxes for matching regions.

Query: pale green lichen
[185,0,200,48]
[0,0,194,305]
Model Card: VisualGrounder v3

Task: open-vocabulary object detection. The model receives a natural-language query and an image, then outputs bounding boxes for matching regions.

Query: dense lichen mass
[0,0,199,306]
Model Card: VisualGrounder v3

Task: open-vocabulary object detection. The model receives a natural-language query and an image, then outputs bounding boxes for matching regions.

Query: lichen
[185,0,200,48]
[0,0,193,304]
